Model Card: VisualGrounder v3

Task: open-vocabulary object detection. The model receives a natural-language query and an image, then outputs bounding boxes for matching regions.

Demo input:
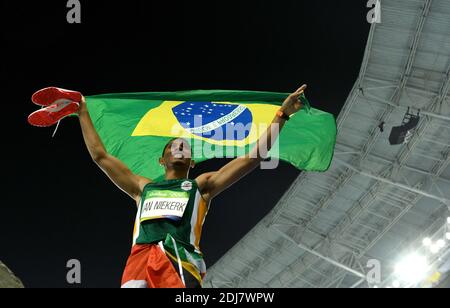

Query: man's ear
[190,160,196,169]
[159,157,165,167]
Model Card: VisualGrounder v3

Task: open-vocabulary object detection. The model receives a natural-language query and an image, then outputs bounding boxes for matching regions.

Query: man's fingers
[294,84,308,94]
[290,92,302,99]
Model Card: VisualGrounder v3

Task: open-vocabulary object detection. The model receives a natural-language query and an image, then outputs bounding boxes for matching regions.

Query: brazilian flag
[85,90,336,180]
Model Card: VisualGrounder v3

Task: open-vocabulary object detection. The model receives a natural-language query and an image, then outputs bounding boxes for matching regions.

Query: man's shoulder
[137,175,153,191]
[195,172,215,190]
[195,172,217,204]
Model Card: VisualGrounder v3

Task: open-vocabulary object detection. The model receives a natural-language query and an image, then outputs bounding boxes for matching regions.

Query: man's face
[162,139,193,168]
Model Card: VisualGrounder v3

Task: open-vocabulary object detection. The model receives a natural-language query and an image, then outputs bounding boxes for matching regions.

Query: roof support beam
[335,143,450,185]
[334,157,450,205]
[364,92,450,122]
[364,77,449,98]
[272,226,366,279]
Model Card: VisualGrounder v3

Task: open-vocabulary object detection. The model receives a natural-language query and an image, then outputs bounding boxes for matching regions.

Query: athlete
[76,84,307,288]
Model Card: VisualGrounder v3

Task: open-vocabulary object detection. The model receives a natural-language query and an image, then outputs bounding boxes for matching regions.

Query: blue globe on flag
[172,102,253,141]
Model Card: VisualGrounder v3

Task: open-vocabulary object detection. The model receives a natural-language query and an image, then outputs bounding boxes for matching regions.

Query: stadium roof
[205,0,450,288]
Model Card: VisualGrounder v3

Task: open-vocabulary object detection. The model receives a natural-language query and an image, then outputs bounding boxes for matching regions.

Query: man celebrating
[75,84,307,288]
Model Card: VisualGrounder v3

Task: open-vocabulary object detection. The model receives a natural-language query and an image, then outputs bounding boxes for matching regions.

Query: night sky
[1,1,370,288]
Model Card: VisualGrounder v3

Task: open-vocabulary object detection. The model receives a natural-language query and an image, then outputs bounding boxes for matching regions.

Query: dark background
[1,1,370,287]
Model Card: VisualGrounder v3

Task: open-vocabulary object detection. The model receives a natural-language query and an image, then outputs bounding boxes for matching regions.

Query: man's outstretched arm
[78,97,151,201]
[197,85,307,201]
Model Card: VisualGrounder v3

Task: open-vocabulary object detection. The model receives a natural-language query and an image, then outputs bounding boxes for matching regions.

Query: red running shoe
[28,100,80,127]
[32,87,82,107]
